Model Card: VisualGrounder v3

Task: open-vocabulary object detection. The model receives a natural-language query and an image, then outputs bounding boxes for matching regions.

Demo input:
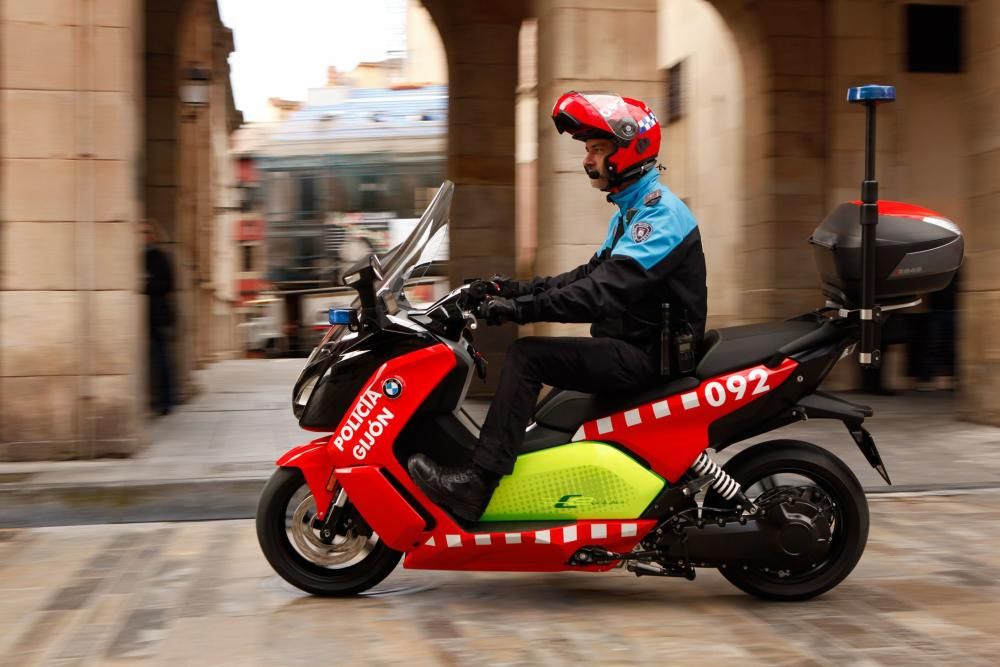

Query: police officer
[409,91,708,521]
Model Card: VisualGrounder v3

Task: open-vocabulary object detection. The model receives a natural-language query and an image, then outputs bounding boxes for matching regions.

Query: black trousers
[149,327,174,414]
[473,336,660,475]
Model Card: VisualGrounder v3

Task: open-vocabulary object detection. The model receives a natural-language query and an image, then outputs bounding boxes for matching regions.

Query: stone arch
[659,0,754,326]
[704,0,829,322]
[144,0,238,406]
[144,0,185,407]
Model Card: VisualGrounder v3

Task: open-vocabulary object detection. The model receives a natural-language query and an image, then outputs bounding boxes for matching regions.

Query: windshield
[305,181,452,363]
[376,180,453,302]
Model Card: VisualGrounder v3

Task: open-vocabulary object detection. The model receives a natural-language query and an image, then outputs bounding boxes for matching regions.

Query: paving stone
[0,495,999,664]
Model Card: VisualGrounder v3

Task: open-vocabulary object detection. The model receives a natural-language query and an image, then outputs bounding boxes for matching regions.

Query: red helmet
[551,91,661,185]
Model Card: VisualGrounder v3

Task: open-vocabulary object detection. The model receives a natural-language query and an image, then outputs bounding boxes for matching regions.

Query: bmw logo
[383,378,403,399]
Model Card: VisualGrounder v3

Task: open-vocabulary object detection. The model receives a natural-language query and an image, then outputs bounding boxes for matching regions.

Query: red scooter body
[259,86,960,598]
[278,342,799,572]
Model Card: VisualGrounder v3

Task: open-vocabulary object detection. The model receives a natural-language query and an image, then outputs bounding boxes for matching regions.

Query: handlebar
[457,284,490,316]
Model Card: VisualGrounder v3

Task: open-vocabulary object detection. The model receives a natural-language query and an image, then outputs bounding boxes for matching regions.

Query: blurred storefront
[232,75,448,355]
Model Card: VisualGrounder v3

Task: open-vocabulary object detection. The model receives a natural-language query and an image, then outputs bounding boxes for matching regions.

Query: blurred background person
[144,219,177,416]
[914,269,960,391]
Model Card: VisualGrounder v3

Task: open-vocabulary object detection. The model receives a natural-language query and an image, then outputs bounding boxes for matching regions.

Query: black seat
[519,423,574,453]
[530,319,833,434]
[532,375,700,433]
[694,320,826,379]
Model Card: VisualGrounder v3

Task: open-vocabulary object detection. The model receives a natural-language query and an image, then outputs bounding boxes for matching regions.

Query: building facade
[3,0,1000,462]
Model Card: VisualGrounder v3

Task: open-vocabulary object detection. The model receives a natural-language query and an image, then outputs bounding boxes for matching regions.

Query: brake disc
[289,494,372,567]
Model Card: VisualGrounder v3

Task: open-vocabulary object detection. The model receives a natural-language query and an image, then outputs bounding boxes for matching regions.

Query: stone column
[532,0,663,337]
[422,1,525,394]
[144,0,192,400]
[735,0,830,322]
[959,0,1000,422]
[1,0,142,459]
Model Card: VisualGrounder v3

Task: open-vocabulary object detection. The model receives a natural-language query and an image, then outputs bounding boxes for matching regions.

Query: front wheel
[708,440,869,601]
[256,467,401,596]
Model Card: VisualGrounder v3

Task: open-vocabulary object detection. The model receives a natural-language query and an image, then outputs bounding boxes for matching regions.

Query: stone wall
[0,0,143,459]
[960,0,1000,421]
[1,0,240,460]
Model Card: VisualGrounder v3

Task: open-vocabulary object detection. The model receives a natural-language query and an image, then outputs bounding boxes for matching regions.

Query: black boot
[408,454,500,522]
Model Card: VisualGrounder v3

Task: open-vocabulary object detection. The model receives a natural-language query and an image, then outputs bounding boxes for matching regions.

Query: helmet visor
[553,110,582,135]
[576,93,639,144]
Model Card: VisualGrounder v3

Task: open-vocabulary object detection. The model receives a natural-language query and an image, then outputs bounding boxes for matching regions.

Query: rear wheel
[708,440,869,601]
[256,467,401,596]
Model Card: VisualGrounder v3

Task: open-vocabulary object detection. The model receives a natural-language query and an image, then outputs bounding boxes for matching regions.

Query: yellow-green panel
[480,441,664,521]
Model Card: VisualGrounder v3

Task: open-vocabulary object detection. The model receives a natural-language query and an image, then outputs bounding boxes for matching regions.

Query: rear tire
[256,467,402,596]
[709,440,869,601]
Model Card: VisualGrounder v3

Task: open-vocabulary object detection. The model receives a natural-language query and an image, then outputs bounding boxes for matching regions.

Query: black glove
[480,297,528,326]
[492,275,521,298]
[468,275,521,300]
[467,278,503,301]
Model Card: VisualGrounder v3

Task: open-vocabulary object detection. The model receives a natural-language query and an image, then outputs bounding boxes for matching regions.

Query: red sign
[236,218,264,241]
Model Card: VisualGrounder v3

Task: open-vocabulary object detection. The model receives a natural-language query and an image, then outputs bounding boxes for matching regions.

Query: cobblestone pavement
[2,493,999,666]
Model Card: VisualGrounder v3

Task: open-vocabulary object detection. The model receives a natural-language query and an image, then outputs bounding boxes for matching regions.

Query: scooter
[257,86,963,600]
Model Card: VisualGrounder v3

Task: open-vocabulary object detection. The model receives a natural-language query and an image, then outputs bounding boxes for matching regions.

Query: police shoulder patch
[644,189,662,207]
[631,221,653,243]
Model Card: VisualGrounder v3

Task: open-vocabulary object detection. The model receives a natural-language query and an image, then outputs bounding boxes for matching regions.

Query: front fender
[276,436,335,519]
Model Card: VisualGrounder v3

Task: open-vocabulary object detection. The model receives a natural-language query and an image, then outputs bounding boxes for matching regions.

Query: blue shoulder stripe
[610,206,696,270]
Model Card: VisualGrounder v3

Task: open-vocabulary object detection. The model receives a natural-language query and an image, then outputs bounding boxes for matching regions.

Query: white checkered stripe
[637,112,657,133]
[427,522,641,549]
[579,388,703,439]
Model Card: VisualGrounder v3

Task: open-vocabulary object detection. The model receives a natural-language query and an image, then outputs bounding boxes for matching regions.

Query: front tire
[710,440,869,601]
[256,467,402,596]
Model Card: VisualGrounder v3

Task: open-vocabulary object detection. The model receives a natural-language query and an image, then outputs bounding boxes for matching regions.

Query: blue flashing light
[847,85,896,104]
[329,308,354,326]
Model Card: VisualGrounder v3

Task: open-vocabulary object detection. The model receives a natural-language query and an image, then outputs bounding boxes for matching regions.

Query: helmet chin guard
[552,91,661,187]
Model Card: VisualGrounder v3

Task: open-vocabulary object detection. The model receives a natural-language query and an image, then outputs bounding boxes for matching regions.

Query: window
[359,176,385,210]
[326,174,345,213]
[666,61,686,123]
[906,4,963,73]
[239,184,260,213]
[265,172,287,219]
[242,244,261,273]
[297,175,318,220]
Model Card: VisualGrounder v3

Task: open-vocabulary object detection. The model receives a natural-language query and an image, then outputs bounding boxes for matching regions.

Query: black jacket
[513,170,707,354]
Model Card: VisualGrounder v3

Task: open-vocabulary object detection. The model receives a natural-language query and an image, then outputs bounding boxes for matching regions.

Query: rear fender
[275,436,335,519]
[795,391,873,423]
[795,392,891,484]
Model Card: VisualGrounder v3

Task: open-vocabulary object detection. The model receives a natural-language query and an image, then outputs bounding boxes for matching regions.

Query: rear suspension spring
[691,452,743,501]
